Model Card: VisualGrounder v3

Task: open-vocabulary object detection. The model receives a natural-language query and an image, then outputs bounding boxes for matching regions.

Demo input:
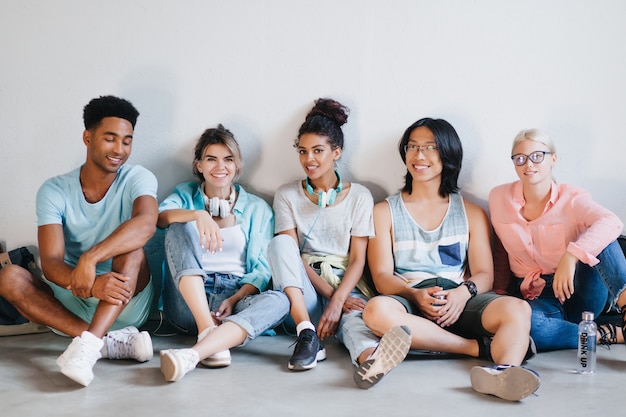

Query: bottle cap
[582,311,594,321]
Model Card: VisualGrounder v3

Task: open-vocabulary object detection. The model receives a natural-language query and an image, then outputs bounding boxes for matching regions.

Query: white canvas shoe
[103,326,153,362]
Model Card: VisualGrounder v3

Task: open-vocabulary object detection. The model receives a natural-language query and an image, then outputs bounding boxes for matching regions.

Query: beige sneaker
[197,326,231,367]
[470,365,541,401]
[160,348,199,382]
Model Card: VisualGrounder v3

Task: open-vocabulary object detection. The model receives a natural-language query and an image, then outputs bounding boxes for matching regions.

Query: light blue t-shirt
[36,164,158,275]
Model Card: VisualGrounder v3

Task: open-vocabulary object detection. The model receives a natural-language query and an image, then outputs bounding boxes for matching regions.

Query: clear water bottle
[577,311,597,374]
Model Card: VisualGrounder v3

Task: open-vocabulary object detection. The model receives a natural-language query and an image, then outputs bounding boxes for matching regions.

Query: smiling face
[297,133,341,182]
[511,139,556,187]
[405,126,442,185]
[195,143,237,191]
[83,117,133,174]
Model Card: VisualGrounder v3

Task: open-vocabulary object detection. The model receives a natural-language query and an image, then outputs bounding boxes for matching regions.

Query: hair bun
[306,98,349,127]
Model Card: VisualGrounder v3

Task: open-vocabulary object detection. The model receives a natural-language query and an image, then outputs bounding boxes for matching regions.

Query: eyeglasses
[404,144,438,154]
[510,151,552,166]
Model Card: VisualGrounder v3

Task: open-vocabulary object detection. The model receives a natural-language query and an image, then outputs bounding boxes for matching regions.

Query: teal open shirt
[158,182,275,293]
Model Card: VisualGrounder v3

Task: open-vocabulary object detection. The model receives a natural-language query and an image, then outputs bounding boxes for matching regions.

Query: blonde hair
[511,129,557,155]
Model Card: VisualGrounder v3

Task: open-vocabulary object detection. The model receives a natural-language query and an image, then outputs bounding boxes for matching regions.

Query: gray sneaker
[354,325,412,389]
[470,365,541,401]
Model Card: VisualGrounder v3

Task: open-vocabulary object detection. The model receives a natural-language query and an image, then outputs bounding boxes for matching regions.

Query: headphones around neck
[202,185,236,218]
[305,170,343,208]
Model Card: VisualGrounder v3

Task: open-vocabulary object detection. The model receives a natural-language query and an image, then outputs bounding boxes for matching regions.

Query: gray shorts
[389,278,500,338]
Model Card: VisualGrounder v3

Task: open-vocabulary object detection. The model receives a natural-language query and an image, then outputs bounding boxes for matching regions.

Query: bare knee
[484,296,532,332]
[0,265,37,299]
[363,296,400,335]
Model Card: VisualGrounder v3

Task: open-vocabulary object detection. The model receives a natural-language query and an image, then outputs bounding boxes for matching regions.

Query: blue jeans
[268,234,379,364]
[163,222,289,340]
[514,240,626,351]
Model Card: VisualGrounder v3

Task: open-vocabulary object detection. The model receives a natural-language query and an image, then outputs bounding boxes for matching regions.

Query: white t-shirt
[273,180,374,256]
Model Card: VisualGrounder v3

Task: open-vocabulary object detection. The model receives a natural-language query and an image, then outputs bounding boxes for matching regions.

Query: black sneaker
[287,329,327,371]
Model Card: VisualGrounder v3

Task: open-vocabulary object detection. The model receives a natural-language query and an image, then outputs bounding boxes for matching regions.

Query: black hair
[192,124,243,182]
[83,95,140,130]
[295,98,349,150]
[398,117,463,197]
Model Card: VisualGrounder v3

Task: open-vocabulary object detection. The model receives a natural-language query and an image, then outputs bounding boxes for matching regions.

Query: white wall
[1,0,625,250]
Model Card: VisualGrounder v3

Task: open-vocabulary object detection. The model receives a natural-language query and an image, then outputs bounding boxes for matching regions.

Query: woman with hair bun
[268,98,411,389]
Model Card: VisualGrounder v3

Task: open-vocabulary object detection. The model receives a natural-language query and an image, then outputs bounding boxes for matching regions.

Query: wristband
[462,280,478,298]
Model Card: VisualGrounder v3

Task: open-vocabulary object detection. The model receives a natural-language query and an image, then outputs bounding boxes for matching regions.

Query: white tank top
[200,224,247,276]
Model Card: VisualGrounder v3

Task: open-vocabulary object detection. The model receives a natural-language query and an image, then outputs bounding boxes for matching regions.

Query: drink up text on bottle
[577,311,596,374]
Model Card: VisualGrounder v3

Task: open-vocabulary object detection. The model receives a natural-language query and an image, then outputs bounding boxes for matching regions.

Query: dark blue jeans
[513,240,626,351]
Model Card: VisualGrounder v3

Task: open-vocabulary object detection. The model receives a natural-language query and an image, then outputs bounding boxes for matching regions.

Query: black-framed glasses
[510,151,552,166]
[404,144,438,154]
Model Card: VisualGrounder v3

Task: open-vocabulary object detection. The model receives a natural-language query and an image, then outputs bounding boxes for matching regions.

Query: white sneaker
[470,365,541,401]
[197,326,231,367]
[354,325,412,389]
[160,348,199,382]
[57,331,104,387]
[103,326,153,362]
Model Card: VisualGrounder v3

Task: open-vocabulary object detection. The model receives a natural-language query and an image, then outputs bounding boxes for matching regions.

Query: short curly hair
[83,95,140,130]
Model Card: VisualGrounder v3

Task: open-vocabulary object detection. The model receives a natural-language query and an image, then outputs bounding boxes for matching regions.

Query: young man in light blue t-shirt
[0,95,158,387]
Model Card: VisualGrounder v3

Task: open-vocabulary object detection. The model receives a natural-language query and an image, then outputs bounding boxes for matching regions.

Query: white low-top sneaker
[160,348,200,382]
[103,326,153,362]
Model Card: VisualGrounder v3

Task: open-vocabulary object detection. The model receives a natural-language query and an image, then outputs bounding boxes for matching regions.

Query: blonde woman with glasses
[489,128,626,352]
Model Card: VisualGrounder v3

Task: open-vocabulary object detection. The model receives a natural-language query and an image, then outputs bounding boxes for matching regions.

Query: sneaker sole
[160,350,185,382]
[354,325,412,389]
[287,346,327,371]
[470,366,541,401]
[200,353,232,368]
[60,365,94,387]
[132,331,154,362]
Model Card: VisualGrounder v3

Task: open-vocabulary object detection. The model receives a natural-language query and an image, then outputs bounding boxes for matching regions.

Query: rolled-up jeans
[513,240,626,351]
[268,234,379,364]
[163,222,289,341]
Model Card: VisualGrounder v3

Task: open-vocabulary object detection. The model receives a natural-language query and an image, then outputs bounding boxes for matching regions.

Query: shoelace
[292,332,316,354]
[108,334,136,358]
[598,323,618,349]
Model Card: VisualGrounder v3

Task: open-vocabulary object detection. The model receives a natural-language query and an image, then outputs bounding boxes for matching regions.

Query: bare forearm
[157,209,201,229]
[83,214,155,267]
[41,258,75,289]
[230,283,259,303]
[330,263,365,303]
[373,272,415,298]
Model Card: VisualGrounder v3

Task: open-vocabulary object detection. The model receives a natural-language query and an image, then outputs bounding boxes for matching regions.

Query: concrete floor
[1,321,625,417]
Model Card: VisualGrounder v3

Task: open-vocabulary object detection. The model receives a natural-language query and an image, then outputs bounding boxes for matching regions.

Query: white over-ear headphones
[305,170,343,208]
[202,185,236,218]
